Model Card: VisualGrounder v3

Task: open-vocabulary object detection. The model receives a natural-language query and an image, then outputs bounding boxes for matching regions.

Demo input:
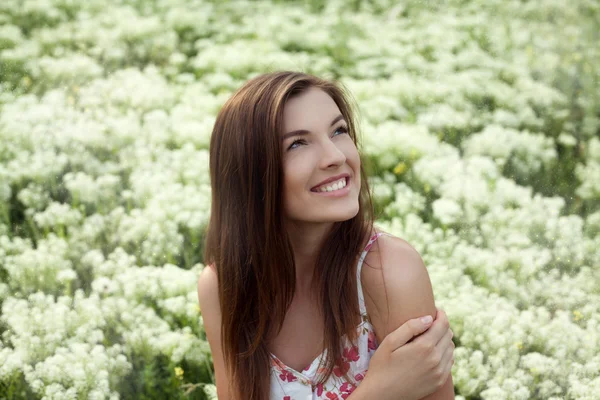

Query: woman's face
[280,87,361,226]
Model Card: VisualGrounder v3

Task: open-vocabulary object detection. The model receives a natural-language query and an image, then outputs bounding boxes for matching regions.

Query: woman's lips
[310,177,350,197]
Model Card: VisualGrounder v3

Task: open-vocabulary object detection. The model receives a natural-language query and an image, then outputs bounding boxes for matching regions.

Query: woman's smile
[310,176,351,197]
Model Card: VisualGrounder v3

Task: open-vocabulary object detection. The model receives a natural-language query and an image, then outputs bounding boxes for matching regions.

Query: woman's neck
[284,220,334,292]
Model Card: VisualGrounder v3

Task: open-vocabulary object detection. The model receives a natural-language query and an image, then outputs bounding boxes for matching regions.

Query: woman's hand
[360,307,454,400]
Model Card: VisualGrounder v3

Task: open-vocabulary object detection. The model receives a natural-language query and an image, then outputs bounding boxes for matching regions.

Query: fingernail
[421,316,433,325]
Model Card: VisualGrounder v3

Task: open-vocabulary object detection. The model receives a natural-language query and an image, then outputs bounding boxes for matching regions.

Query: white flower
[432,198,463,226]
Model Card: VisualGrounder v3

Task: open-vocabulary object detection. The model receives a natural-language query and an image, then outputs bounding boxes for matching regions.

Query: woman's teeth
[314,178,347,192]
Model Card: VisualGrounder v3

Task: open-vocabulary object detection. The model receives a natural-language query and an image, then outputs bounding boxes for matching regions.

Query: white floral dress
[269,232,390,400]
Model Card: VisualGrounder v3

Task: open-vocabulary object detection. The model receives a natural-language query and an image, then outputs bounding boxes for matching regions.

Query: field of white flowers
[0,0,599,399]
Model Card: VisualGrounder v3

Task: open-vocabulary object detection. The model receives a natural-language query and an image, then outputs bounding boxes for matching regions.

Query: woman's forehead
[283,88,342,131]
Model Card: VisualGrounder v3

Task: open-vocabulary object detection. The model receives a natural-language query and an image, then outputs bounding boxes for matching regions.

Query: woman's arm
[362,235,455,400]
[197,265,233,400]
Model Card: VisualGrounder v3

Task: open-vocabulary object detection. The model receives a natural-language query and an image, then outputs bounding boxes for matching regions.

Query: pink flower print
[315,383,324,396]
[283,397,291,400]
[272,357,288,372]
[333,361,350,377]
[340,382,357,399]
[368,330,378,351]
[325,392,340,400]
[354,372,364,382]
[343,345,360,362]
[364,233,382,252]
[279,369,297,383]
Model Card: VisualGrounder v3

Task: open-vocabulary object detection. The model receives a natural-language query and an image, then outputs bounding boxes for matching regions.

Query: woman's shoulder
[361,228,429,294]
[360,226,417,266]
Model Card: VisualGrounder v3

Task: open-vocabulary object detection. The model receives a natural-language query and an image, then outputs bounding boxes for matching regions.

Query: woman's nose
[319,140,346,169]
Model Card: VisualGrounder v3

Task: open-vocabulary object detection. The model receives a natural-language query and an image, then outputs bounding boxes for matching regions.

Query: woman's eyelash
[287,126,349,151]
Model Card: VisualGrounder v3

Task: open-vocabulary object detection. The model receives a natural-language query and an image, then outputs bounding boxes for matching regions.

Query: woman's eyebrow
[281,114,345,141]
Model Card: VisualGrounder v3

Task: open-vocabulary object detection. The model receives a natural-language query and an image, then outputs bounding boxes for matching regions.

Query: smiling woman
[197,70,455,400]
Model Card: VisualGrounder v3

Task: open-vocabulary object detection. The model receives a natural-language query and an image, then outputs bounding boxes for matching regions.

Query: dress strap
[356,231,393,316]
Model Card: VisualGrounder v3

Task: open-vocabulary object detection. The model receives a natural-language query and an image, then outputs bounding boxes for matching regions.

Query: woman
[197,71,455,400]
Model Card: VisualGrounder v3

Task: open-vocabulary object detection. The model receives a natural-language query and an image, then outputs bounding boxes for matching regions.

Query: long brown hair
[203,70,376,400]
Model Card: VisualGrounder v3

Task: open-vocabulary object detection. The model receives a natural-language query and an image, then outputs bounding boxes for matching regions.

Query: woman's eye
[287,126,349,151]
[334,126,349,136]
[288,139,306,150]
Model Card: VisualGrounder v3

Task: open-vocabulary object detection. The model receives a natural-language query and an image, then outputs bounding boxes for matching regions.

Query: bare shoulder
[360,231,437,346]
[197,264,219,312]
